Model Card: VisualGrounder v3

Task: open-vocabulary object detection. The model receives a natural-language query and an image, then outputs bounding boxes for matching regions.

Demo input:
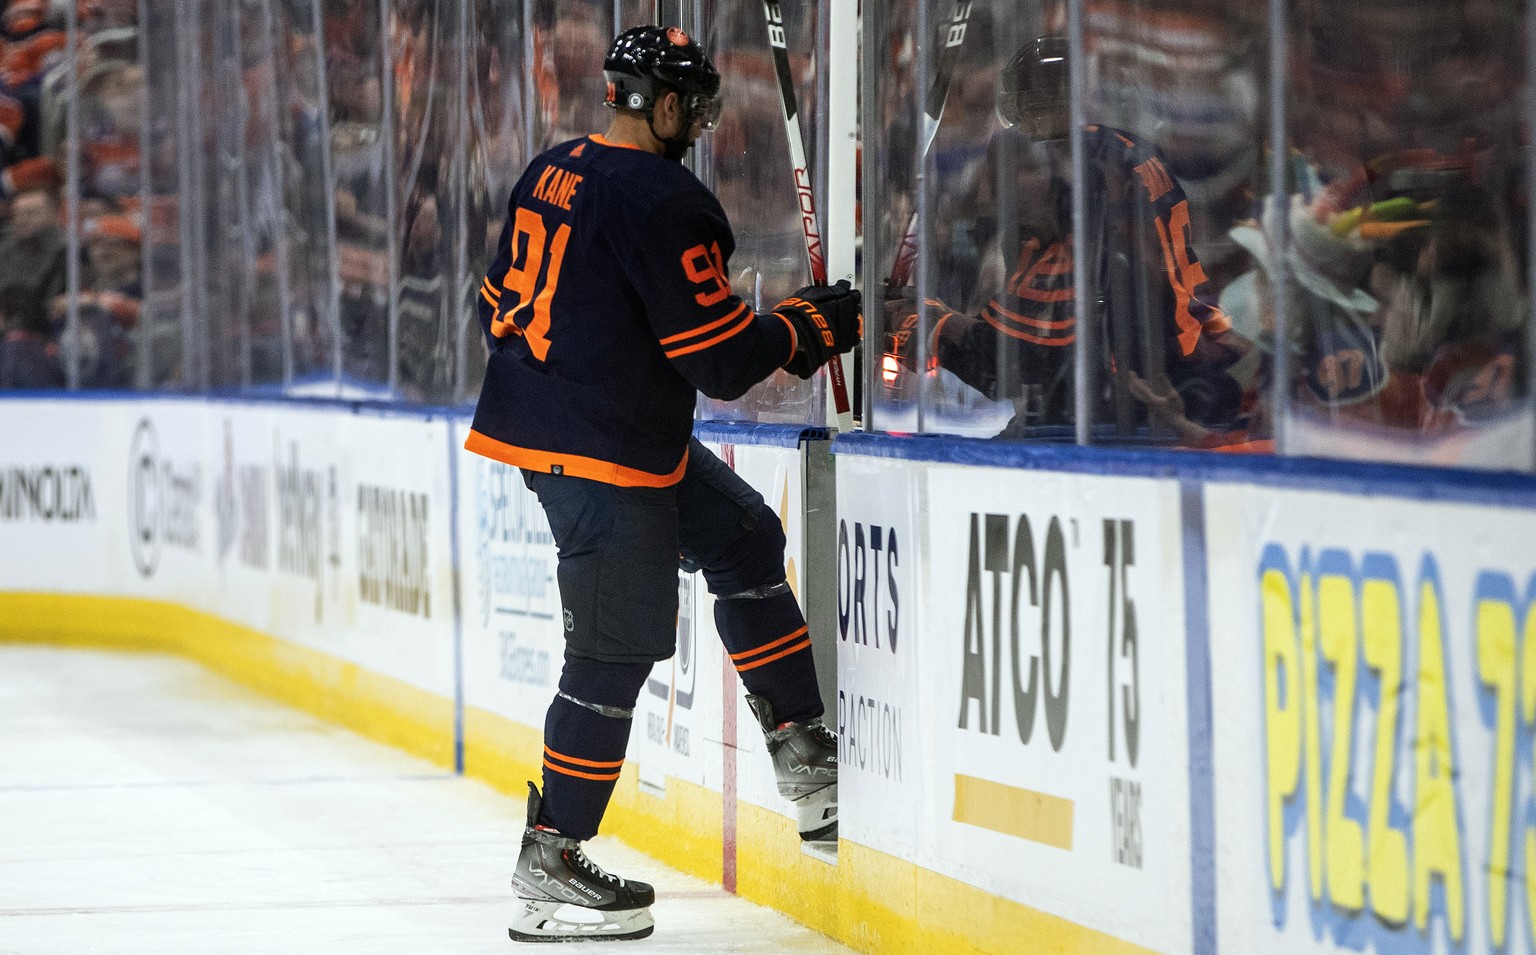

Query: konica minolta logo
[356,483,431,618]
[0,465,95,523]
[129,418,202,578]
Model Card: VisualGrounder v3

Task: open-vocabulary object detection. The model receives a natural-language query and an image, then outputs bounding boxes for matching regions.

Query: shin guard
[537,657,650,841]
[716,585,823,726]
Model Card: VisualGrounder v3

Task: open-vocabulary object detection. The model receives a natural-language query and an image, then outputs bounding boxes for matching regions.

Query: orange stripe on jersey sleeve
[663,305,755,359]
[658,302,749,346]
[988,300,1076,332]
[981,308,1076,347]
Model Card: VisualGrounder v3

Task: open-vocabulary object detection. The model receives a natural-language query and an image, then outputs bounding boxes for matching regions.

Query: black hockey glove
[775,280,862,380]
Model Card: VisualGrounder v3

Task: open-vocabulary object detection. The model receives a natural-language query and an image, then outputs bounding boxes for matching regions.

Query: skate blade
[799,819,837,843]
[509,898,655,943]
[793,783,837,842]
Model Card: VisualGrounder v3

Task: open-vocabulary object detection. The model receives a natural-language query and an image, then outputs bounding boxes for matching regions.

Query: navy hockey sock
[716,587,823,725]
[538,656,651,841]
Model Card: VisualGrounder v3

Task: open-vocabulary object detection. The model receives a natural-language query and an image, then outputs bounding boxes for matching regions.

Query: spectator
[0,281,62,387]
[46,212,141,389]
[0,91,21,165]
[0,160,65,318]
[81,211,141,298]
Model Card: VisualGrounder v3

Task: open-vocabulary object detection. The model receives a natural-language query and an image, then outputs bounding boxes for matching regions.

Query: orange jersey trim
[776,311,799,365]
[464,429,689,488]
[480,286,499,308]
[1201,308,1233,335]
[929,311,955,358]
[590,133,648,152]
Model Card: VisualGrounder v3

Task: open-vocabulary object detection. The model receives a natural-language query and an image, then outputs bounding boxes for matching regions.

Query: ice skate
[509,783,655,943]
[745,694,838,842]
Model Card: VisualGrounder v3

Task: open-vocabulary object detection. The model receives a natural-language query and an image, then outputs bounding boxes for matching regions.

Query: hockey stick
[887,0,974,288]
[763,1,853,432]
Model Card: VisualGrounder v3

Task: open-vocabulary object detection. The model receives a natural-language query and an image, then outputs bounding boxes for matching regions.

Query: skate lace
[806,721,836,749]
[570,846,625,888]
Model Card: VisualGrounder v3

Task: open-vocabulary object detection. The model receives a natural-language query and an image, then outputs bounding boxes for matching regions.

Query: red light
[881,354,900,384]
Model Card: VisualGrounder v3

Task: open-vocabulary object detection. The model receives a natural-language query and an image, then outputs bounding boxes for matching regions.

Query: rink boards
[5,395,1536,955]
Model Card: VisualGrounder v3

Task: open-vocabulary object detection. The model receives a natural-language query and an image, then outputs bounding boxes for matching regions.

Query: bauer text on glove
[775,280,862,380]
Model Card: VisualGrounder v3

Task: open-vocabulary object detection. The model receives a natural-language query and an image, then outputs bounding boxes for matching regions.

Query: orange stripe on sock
[543,759,622,782]
[735,638,812,673]
[544,745,625,769]
[728,625,809,662]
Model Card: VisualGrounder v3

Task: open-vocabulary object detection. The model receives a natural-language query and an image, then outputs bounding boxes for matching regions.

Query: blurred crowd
[873,0,1531,465]
[3,0,1530,466]
[0,0,141,388]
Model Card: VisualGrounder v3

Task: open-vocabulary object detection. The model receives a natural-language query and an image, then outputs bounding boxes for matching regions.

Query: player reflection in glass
[884,36,1250,441]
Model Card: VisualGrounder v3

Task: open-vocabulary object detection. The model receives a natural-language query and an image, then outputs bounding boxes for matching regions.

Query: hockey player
[885,36,1247,437]
[465,25,860,943]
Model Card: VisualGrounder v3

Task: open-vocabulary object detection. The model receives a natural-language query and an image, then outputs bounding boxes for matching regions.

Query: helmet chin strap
[646,109,692,162]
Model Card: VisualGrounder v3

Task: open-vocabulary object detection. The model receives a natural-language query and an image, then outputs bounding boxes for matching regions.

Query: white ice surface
[0,646,851,954]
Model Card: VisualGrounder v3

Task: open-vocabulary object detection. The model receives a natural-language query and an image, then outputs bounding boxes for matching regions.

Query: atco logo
[128,418,202,578]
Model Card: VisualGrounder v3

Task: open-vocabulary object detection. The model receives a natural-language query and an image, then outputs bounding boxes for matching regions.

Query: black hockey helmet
[603,25,722,131]
[998,35,1070,131]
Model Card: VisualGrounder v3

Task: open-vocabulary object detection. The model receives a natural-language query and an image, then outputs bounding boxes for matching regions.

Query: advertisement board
[918,463,1193,953]
[454,421,565,730]
[1208,484,1536,955]
[834,453,922,855]
[1,400,128,594]
[1,399,457,699]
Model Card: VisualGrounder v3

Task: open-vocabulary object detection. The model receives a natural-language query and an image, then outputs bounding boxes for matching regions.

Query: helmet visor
[684,91,723,131]
[997,91,1069,138]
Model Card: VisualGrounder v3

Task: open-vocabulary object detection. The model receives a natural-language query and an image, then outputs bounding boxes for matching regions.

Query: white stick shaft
[764,1,853,432]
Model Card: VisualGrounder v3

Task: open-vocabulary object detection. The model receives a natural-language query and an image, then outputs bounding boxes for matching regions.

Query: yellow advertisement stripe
[953,774,1074,850]
[0,593,455,769]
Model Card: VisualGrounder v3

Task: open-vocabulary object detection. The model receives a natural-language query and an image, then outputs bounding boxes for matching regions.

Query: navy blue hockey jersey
[466,135,797,486]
